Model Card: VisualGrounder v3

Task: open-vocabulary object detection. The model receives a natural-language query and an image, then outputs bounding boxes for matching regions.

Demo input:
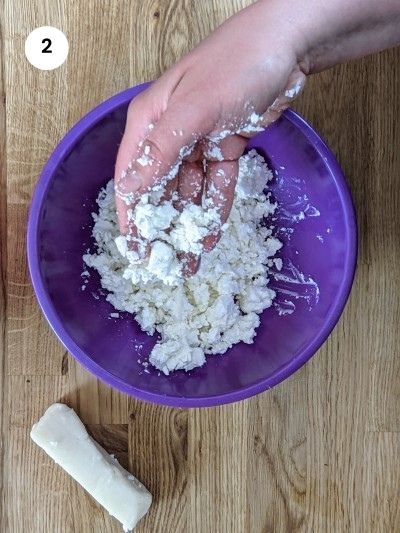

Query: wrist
[254,0,319,74]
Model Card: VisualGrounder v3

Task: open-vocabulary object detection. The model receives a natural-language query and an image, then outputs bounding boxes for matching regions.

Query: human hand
[114,1,307,274]
[115,0,400,276]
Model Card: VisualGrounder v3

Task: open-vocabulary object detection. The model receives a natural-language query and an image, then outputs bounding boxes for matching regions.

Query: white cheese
[83,150,281,374]
[31,403,152,531]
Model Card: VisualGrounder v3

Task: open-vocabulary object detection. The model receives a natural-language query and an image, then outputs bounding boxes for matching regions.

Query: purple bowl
[27,83,357,408]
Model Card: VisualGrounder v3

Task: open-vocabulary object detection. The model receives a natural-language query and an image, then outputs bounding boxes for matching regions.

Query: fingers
[176,161,204,207]
[200,133,244,251]
[114,82,213,266]
[203,134,247,161]
[161,175,178,203]
[203,159,238,251]
[183,142,203,163]
[124,102,212,195]
[175,161,205,276]
[116,101,213,251]
[175,135,243,257]
[205,160,238,222]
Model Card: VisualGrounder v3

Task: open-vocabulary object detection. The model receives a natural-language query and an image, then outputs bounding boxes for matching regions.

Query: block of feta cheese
[31,403,152,531]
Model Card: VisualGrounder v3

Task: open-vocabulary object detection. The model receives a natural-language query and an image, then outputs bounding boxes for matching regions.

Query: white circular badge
[25,26,69,71]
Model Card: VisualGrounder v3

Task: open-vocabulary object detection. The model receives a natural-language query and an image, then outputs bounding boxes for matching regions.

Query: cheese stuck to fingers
[31,403,152,531]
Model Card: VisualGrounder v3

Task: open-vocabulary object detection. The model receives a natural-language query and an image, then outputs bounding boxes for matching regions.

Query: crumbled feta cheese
[83,151,281,374]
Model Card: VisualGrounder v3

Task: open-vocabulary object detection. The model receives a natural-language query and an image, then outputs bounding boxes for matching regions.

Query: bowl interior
[29,86,356,406]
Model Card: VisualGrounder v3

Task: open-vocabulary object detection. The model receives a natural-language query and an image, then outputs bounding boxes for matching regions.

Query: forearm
[258,0,400,73]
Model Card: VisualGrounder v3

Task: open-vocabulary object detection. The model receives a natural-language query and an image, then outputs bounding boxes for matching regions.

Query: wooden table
[1,1,399,531]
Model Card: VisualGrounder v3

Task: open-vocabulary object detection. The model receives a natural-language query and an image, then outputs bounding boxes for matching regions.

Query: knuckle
[143,137,166,163]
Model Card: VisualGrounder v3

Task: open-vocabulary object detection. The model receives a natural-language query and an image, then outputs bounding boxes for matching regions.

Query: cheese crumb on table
[31,403,152,531]
[84,150,282,374]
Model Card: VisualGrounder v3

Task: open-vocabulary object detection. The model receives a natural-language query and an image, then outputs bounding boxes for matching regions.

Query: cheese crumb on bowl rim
[27,83,357,408]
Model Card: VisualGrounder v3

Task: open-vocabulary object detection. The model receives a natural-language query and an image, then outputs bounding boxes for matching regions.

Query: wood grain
[0,0,7,526]
[1,1,400,532]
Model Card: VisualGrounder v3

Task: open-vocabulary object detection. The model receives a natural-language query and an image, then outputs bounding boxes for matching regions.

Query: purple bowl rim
[27,83,358,408]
